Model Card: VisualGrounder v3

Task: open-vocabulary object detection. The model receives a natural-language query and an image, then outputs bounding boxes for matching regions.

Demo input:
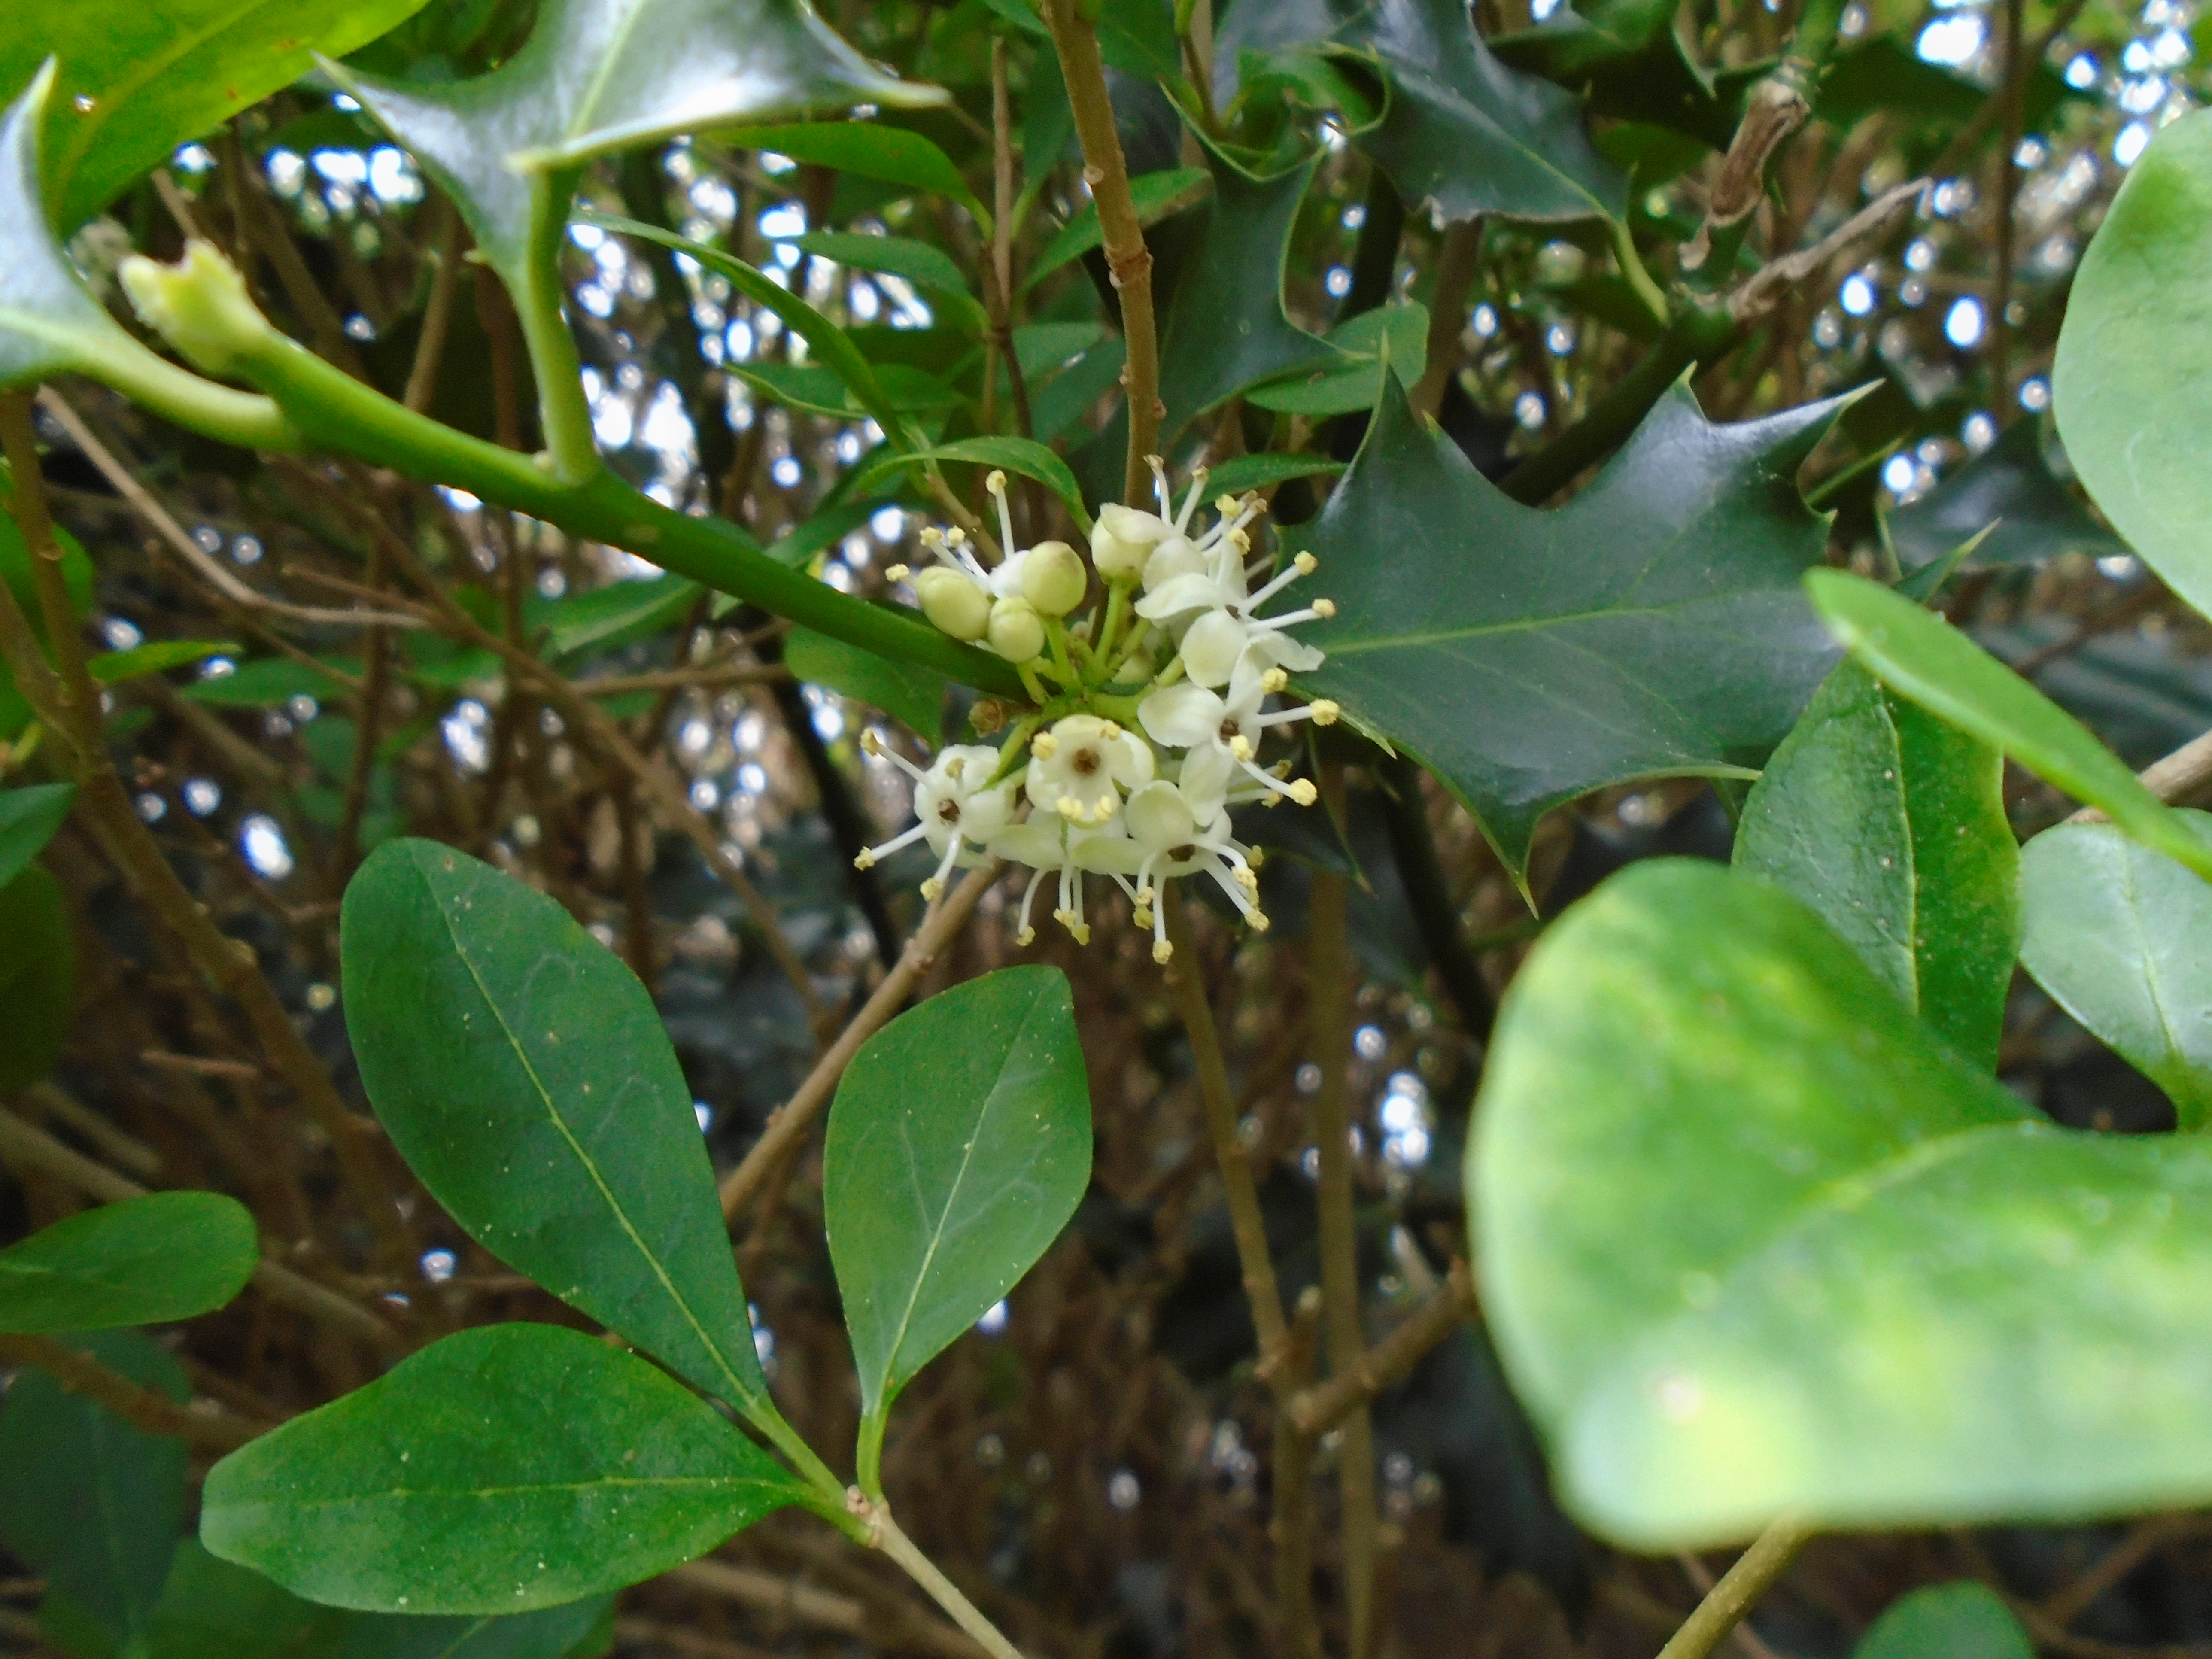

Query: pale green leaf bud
[987,595,1045,662]
[118,240,271,377]
[1020,539,1087,616]
[915,566,991,641]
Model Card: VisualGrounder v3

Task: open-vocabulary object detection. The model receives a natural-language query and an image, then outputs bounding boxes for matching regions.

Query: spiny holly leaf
[1220,0,1623,222]
[334,0,934,300]
[1,0,432,234]
[1299,371,1843,881]
[1492,0,1756,152]
[1475,857,2212,1548]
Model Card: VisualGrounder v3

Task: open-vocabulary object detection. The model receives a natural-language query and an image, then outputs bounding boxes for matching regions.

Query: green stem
[67,327,303,452]
[225,331,1028,698]
[1499,303,1738,505]
[1656,1520,1814,1659]
[1607,213,1672,334]
[870,1505,1028,1659]
[515,171,600,484]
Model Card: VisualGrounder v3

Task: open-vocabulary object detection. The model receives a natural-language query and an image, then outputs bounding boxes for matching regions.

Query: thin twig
[718,861,999,1220]
[1412,222,1483,419]
[1287,1260,1477,1436]
[0,1333,259,1452]
[2042,1518,2203,1630]
[1041,0,1161,505]
[987,39,1039,458]
[1272,1287,1325,1659]
[1729,179,1929,322]
[1654,1521,1814,1659]
[404,197,464,415]
[864,1501,1028,1659]
[35,391,421,628]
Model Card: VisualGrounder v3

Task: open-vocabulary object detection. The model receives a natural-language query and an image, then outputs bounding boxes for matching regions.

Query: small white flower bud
[915,567,991,641]
[1020,540,1087,616]
[1090,503,1170,579]
[987,596,1045,662]
[119,241,272,376]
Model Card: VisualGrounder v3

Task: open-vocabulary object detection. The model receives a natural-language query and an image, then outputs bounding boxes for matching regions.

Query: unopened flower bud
[1090,504,1168,579]
[119,241,272,376]
[987,595,1045,662]
[1020,540,1087,616]
[915,566,991,641]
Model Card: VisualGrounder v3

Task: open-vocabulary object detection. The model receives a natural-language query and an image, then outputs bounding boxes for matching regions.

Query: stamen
[855,822,928,867]
[1175,467,1209,534]
[1148,453,1172,515]
[1015,865,1048,945]
[987,469,1016,553]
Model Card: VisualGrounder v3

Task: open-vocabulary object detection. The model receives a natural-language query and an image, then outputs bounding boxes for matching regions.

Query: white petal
[1249,630,1325,674]
[1138,682,1226,749]
[1124,780,1197,849]
[1110,729,1157,790]
[989,821,1066,867]
[1070,826,1145,874]
[1179,610,1250,688]
[1140,535,1209,593]
[1135,570,1227,621]
[1177,743,1234,823]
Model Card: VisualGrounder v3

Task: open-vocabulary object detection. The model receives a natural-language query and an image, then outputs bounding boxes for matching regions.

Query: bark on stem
[1287,1260,1476,1436]
[1654,1521,1814,1659]
[1041,0,1161,506]
[0,1333,259,1452]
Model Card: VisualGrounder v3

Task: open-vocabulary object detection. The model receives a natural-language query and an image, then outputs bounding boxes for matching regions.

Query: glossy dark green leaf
[1492,0,1749,152]
[856,436,1091,534]
[824,967,1090,1477]
[86,638,235,684]
[1,1,431,233]
[782,232,987,331]
[786,626,946,739]
[1026,166,1212,286]
[334,1594,617,1659]
[1735,661,2018,1070]
[1222,0,1623,222]
[1204,452,1347,495]
[202,1323,807,1613]
[1475,857,2212,1547]
[0,781,73,889]
[1246,301,1428,417]
[2054,108,2212,623]
[0,1329,187,1656]
[1887,419,2124,572]
[0,1191,257,1334]
[1853,1583,2033,1659]
[1300,372,1842,880]
[2019,811,2212,1130]
[340,839,772,1419]
[1808,570,2212,887]
[0,865,75,1091]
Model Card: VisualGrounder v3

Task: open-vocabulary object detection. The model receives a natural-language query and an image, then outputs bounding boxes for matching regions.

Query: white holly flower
[1024,714,1155,826]
[1133,501,1334,689]
[855,738,1016,899]
[1138,652,1338,810]
[1118,778,1271,961]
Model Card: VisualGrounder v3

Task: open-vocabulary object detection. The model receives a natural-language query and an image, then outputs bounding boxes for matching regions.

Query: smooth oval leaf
[721,121,981,226]
[2021,811,2212,1130]
[855,435,1093,535]
[202,1323,807,1614]
[1853,1583,2032,1659]
[0,1191,258,1333]
[782,231,986,331]
[1735,659,2019,1069]
[1807,569,2212,887]
[0,781,73,890]
[0,865,76,1091]
[1476,857,2212,1547]
[340,839,771,1418]
[2,1,432,233]
[824,966,1090,1466]
[1301,372,1844,881]
[0,1328,187,1656]
[786,626,946,740]
[2054,108,2212,624]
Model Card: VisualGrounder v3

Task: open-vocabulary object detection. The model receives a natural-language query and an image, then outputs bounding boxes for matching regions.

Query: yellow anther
[1227,528,1250,552]
[1016,926,1036,946]
[1217,494,1238,515]
[1032,732,1059,760]
[1100,721,1122,739]
[986,469,1008,495]
[1294,551,1317,575]
[1133,906,1153,928]
[920,877,945,900]
[1249,910,1272,933]
[853,849,876,869]
[861,729,884,756]
[884,563,910,581]
[1310,699,1340,726]
[1261,668,1288,693]
[1287,779,1318,806]
[1230,735,1256,762]
[1313,598,1337,618]
[1152,939,1174,964]
[945,755,966,779]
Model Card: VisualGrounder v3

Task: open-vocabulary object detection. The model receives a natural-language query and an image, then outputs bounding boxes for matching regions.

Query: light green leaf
[1735,660,2018,1070]
[1,0,432,233]
[825,966,1090,1485]
[339,840,772,1420]
[720,121,983,230]
[1807,569,2212,887]
[87,638,235,684]
[0,781,73,889]
[0,1329,186,1656]
[856,435,1092,534]
[1300,372,1843,881]
[1475,857,2212,1547]
[0,1191,257,1334]
[201,1324,807,1613]
[0,865,74,1091]
[1853,1583,2033,1659]
[540,573,698,659]
[729,358,960,423]
[185,655,362,708]
[2020,810,2212,1130]
[1025,166,1212,286]
[2054,107,2212,624]
[1202,452,1346,495]
[786,626,945,739]
[782,232,987,331]
[1246,301,1429,416]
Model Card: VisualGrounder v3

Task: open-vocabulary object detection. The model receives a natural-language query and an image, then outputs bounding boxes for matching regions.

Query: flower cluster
[858,462,1338,963]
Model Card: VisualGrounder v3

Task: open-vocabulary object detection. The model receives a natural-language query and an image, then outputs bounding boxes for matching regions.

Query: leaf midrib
[55,1,289,188]
[245,1472,782,1508]
[421,855,758,1412]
